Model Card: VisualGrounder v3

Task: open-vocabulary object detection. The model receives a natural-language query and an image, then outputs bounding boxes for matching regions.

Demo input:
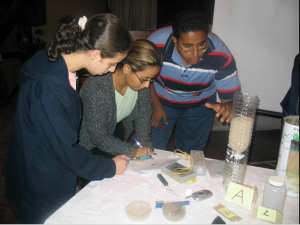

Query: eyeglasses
[178,41,209,54]
[133,71,156,83]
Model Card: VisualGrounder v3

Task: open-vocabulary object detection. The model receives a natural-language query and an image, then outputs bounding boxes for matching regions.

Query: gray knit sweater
[78,73,153,156]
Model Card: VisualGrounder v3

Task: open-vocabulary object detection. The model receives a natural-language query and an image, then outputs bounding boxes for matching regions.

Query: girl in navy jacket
[2,14,131,224]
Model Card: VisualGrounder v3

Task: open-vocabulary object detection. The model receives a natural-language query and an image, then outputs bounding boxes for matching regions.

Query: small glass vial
[262,176,287,212]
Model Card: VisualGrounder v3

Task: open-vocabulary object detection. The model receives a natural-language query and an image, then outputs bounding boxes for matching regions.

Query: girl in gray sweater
[79,40,162,182]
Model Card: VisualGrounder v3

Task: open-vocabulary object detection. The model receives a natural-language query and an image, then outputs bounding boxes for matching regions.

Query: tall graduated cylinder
[223,91,259,190]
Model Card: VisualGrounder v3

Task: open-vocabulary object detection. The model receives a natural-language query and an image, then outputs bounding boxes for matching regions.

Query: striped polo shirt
[147,26,241,109]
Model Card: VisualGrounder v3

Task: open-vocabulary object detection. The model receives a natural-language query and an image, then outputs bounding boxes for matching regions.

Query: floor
[0,89,282,223]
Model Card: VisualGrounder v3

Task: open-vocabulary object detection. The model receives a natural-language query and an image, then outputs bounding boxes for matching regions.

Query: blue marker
[132,136,143,148]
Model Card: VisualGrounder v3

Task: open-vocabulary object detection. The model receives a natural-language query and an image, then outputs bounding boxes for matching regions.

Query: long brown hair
[47,14,132,62]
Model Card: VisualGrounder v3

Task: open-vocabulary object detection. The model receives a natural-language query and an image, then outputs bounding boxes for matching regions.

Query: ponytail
[47,14,132,62]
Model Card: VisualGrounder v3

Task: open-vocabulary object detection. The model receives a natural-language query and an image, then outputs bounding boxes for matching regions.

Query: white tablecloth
[45,150,299,224]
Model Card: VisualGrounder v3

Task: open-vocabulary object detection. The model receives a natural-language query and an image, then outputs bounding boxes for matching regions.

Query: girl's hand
[112,155,129,175]
[130,147,152,158]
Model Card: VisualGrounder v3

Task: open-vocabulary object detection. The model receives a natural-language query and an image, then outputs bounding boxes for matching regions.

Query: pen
[155,201,190,208]
[159,124,170,132]
[126,155,152,160]
[132,136,143,148]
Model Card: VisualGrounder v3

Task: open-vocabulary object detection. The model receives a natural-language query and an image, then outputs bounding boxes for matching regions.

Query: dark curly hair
[47,14,132,62]
[172,10,209,40]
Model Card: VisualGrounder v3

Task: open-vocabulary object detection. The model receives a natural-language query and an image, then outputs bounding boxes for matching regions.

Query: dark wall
[157,0,215,28]
[16,0,46,25]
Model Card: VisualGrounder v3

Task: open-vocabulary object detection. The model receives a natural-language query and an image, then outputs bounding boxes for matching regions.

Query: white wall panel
[213,0,299,113]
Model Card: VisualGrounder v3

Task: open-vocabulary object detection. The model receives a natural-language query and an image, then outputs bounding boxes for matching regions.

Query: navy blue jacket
[281,54,299,118]
[2,50,116,223]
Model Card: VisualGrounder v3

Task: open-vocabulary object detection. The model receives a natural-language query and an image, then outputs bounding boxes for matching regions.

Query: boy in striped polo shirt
[148,10,241,153]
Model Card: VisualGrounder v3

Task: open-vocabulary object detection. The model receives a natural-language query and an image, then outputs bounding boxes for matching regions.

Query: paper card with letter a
[225,181,258,211]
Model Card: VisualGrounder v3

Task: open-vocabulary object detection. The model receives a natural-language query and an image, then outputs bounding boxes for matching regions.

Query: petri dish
[126,201,152,222]
[162,203,186,222]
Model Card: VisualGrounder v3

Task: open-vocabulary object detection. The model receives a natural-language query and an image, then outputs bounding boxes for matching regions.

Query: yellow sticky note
[217,207,237,218]
[225,182,254,211]
[257,206,276,223]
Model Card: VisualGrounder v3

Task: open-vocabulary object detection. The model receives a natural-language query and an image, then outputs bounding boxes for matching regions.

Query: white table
[45,150,299,224]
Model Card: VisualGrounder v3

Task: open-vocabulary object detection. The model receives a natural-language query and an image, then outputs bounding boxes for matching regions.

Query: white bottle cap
[185,188,192,197]
[269,176,285,186]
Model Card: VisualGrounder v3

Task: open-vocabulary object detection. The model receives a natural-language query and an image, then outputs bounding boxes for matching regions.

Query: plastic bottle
[222,91,259,190]
[262,176,287,212]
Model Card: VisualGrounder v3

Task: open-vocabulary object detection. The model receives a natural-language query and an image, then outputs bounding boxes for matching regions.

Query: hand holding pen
[132,137,143,148]
[131,136,152,158]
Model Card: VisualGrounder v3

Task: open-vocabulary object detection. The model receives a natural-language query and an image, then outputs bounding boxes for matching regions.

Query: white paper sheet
[126,149,181,172]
